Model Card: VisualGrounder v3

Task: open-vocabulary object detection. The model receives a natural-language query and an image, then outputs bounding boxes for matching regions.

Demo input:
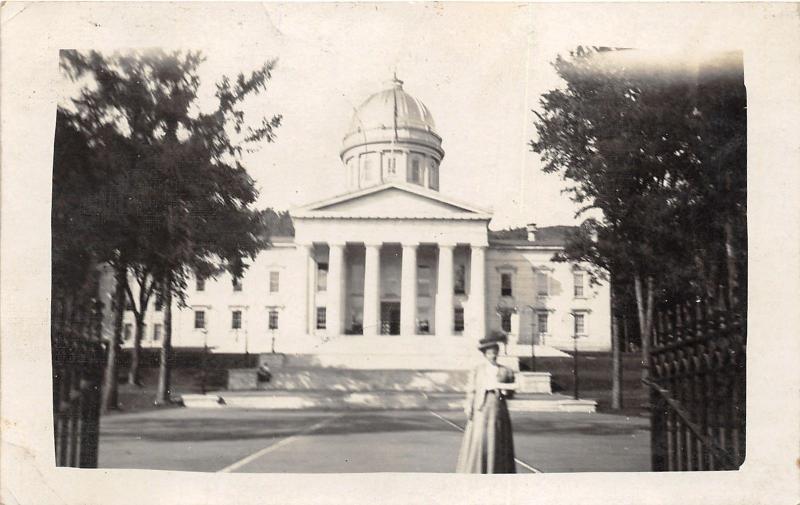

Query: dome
[340,77,444,193]
[346,77,437,134]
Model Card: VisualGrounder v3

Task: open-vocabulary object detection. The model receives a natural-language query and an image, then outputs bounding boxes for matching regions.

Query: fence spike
[682,302,693,337]
[656,311,665,346]
[674,304,684,342]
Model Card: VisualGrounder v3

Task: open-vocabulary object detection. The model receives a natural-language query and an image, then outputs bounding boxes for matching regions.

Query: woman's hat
[477,330,508,351]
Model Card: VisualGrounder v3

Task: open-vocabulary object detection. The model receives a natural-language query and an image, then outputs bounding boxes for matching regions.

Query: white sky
[56,3,750,230]
[210,3,575,229]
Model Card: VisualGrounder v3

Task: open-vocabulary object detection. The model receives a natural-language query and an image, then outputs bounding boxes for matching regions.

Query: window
[125,298,134,311]
[500,273,512,296]
[194,310,205,329]
[270,271,280,293]
[269,310,279,330]
[429,162,439,190]
[536,271,549,296]
[574,272,585,297]
[454,264,466,294]
[361,155,373,183]
[153,323,162,342]
[317,263,328,292]
[409,159,422,184]
[316,307,327,329]
[501,313,512,333]
[231,310,242,330]
[574,313,586,335]
[123,323,133,341]
[232,277,242,292]
[154,295,163,312]
[387,156,396,175]
[537,313,549,334]
[454,308,465,332]
[196,277,205,292]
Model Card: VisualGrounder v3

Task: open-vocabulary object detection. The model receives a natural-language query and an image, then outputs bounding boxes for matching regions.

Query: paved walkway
[98,408,650,473]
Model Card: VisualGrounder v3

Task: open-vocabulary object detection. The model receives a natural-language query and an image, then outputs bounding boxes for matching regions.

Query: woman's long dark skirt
[455,392,516,473]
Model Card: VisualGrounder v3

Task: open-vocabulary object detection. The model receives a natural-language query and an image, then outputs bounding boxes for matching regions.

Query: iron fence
[646,291,746,471]
[52,300,106,468]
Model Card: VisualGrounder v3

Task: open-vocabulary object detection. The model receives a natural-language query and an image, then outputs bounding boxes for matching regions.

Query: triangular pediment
[292,183,491,220]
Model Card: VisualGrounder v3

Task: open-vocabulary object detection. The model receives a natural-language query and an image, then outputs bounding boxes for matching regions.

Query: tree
[531,48,746,392]
[59,49,282,408]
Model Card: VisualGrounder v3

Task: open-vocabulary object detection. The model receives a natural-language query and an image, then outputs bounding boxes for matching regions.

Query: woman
[456,330,517,473]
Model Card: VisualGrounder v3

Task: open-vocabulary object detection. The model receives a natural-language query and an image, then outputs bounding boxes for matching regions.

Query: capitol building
[120,77,611,369]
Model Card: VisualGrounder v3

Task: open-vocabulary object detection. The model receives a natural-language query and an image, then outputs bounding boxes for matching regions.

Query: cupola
[341,76,444,192]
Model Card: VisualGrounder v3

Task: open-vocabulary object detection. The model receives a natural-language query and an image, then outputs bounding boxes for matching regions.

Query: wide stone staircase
[182,352,597,412]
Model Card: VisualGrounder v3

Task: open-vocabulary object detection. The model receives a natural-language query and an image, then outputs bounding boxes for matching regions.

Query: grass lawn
[521,352,649,416]
[107,349,251,415]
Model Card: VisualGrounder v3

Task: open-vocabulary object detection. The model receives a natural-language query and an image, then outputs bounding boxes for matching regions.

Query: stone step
[228,367,553,394]
[254,346,566,371]
[193,390,596,412]
[264,353,488,371]
[230,368,467,392]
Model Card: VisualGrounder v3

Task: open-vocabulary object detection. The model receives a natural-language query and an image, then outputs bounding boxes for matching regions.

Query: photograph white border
[1,3,798,504]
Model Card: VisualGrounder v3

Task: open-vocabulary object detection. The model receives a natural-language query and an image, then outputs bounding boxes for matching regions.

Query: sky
[56,3,749,230]
[59,3,579,230]
[208,3,572,230]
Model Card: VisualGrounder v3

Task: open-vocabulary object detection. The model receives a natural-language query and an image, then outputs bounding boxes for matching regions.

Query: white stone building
[119,77,611,368]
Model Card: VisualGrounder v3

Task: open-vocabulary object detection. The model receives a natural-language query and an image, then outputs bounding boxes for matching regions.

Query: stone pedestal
[517,371,553,394]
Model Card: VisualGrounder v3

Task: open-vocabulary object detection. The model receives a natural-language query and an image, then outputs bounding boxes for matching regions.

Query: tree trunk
[634,273,655,380]
[101,266,126,412]
[609,279,623,410]
[622,315,629,352]
[156,280,173,405]
[611,314,623,410]
[128,315,145,386]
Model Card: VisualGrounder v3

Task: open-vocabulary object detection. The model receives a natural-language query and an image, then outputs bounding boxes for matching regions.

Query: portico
[292,183,491,345]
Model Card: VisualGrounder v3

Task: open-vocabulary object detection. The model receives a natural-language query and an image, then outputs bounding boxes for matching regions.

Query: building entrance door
[380,302,400,335]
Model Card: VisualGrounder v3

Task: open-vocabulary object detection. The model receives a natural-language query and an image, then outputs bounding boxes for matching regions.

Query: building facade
[117,77,611,366]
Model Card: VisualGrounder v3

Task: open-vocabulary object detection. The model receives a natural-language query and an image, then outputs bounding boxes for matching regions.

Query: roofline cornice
[290,182,493,216]
[291,213,492,222]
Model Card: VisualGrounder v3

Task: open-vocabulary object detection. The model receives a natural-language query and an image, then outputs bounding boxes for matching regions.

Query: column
[299,243,316,335]
[327,242,345,336]
[469,245,487,341]
[363,242,381,336]
[400,243,418,335]
[435,243,455,337]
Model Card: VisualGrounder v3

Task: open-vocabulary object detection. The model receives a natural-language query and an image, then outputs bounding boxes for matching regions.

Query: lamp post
[524,306,537,372]
[572,332,580,400]
[201,328,209,395]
